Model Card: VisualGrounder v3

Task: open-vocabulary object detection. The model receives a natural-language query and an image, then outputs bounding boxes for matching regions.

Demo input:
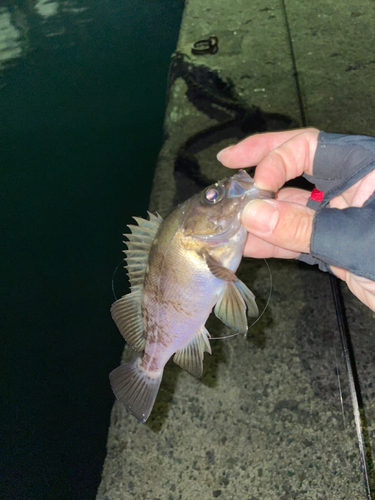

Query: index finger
[217,128,319,192]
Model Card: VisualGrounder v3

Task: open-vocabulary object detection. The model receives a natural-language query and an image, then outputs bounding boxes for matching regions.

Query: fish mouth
[226,170,253,198]
[231,169,253,185]
[228,169,275,202]
[185,170,275,243]
[194,171,275,242]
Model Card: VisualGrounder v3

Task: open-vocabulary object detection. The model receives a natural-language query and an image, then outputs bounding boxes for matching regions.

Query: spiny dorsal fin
[214,279,258,335]
[124,211,163,290]
[173,326,211,378]
[110,289,145,352]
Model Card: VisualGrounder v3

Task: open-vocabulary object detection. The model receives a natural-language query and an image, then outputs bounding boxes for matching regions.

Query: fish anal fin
[110,290,145,352]
[109,358,162,423]
[173,326,211,378]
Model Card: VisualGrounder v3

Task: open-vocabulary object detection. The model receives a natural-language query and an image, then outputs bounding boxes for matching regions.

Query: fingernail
[243,199,279,233]
[216,145,234,162]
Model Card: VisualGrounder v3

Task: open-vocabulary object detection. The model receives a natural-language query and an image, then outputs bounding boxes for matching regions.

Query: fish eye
[202,185,225,204]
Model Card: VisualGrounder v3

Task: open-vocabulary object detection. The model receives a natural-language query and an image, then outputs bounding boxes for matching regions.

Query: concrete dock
[97,1,375,498]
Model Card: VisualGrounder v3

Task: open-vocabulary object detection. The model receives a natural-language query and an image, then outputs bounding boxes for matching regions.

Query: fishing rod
[281,1,374,496]
[329,275,373,498]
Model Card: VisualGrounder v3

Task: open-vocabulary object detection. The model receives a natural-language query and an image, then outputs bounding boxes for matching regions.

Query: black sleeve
[297,131,375,280]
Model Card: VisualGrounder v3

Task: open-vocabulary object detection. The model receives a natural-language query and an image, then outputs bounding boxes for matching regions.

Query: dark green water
[0,1,183,498]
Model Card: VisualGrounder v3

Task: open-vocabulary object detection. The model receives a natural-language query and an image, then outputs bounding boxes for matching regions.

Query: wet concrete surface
[97,1,375,498]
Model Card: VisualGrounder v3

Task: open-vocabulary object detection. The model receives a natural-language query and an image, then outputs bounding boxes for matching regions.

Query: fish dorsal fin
[110,289,145,352]
[173,326,212,378]
[112,212,162,352]
[214,280,259,335]
[124,211,163,290]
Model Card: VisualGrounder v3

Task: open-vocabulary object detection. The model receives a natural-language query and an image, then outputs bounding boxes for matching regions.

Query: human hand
[217,128,375,312]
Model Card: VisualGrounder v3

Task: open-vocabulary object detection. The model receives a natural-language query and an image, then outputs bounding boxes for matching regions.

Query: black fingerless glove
[298,131,375,280]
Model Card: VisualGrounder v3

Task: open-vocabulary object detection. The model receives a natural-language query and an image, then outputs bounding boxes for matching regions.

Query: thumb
[242,199,314,254]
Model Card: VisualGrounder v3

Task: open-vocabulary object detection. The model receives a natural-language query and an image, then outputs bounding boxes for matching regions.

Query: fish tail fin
[109,358,162,423]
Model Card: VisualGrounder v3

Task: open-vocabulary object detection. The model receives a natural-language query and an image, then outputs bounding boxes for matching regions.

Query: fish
[109,169,274,423]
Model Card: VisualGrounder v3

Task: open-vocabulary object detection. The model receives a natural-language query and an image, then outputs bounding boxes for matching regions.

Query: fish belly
[141,269,223,373]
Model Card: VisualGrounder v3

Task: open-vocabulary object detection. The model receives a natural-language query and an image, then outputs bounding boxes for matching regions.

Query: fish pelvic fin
[110,289,145,352]
[109,358,162,423]
[124,211,163,290]
[173,326,212,378]
[214,279,259,335]
[203,252,259,333]
[235,279,259,317]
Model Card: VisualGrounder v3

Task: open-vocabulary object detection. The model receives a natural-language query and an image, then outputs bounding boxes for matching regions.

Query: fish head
[181,169,274,243]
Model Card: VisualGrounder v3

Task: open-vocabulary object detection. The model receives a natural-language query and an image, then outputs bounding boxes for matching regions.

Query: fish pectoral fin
[204,253,237,281]
[109,358,162,423]
[173,326,211,378]
[214,280,259,335]
[110,289,145,352]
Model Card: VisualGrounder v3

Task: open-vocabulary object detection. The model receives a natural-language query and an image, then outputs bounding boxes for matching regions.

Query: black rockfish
[110,170,274,422]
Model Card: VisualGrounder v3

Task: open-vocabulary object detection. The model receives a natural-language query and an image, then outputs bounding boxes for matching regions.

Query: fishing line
[211,258,272,341]
[332,337,346,429]
[111,260,124,301]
